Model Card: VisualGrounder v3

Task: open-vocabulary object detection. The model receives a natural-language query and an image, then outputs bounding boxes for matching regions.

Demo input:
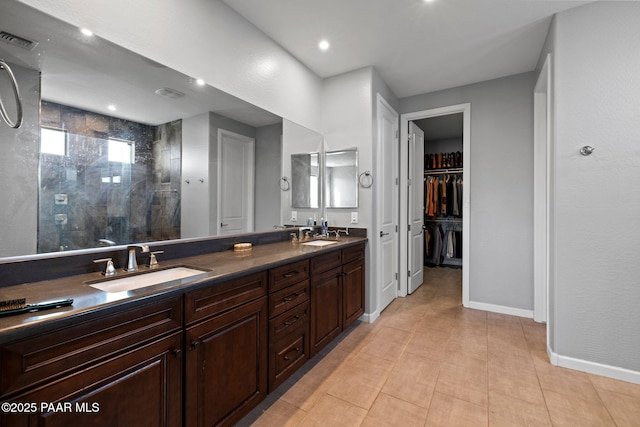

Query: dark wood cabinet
[310,243,366,357]
[184,296,268,427]
[0,296,183,427]
[310,266,343,357]
[342,258,365,329]
[0,241,365,426]
[267,260,310,392]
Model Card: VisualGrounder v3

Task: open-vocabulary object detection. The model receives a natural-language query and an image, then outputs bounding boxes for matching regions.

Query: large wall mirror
[324,149,358,208]
[0,1,286,259]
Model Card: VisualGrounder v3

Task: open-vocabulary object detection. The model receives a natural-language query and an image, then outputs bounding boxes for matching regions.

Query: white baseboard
[547,345,640,385]
[467,301,534,319]
[362,310,380,324]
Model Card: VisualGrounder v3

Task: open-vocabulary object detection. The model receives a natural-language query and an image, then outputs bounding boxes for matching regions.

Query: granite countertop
[0,237,366,339]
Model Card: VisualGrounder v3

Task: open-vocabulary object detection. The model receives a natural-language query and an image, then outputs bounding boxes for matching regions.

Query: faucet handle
[94,258,116,276]
[148,251,164,268]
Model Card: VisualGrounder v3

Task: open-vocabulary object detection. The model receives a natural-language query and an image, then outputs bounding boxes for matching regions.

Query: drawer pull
[283,293,300,302]
[282,272,298,279]
[283,347,301,361]
[283,315,301,326]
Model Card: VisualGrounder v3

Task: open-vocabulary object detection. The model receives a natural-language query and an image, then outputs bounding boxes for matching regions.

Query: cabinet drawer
[342,243,365,264]
[310,250,342,274]
[269,260,309,292]
[0,295,182,399]
[185,271,267,325]
[269,329,309,392]
[1,332,183,427]
[269,280,309,318]
[269,301,309,343]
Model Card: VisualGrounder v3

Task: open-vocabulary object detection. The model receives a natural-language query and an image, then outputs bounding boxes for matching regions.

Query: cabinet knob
[190,341,200,350]
[172,348,182,358]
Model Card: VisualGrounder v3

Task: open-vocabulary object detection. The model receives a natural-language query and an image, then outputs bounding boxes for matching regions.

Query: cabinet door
[0,332,183,427]
[185,297,268,427]
[310,266,342,357]
[343,258,365,329]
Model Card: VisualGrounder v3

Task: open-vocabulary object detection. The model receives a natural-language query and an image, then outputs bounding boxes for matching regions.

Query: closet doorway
[399,103,470,306]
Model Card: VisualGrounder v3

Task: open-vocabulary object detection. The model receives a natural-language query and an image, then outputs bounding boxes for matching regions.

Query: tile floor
[239,267,640,426]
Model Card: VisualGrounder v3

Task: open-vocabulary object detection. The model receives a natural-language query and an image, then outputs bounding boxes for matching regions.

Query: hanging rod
[424,218,462,223]
[153,189,178,193]
[424,168,463,176]
[0,59,23,129]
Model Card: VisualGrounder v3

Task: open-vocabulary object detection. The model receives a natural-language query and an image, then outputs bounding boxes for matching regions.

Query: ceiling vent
[0,30,38,51]
[154,87,185,99]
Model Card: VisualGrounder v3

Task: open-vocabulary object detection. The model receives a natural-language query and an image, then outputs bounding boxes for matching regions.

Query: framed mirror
[0,1,284,259]
[324,149,358,208]
[291,152,320,209]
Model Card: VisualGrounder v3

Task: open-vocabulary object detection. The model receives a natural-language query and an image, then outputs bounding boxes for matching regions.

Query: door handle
[220,223,228,227]
[380,231,390,237]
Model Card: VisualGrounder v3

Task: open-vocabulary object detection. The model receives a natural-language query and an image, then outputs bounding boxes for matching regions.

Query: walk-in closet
[412,113,464,272]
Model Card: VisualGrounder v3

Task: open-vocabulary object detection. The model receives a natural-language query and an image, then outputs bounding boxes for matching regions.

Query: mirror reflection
[0,1,283,258]
[324,149,358,209]
[291,153,320,209]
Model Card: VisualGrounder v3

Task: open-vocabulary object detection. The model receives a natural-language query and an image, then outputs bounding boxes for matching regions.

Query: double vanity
[0,232,366,426]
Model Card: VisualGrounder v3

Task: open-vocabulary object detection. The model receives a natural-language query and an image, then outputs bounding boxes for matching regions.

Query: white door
[218,129,255,235]
[376,95,399,312]
[408,122,425,293]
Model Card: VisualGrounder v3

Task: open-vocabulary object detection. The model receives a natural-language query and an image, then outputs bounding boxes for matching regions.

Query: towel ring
[279,176,290,191]
[359,171,373,188]
[0,59,23,129]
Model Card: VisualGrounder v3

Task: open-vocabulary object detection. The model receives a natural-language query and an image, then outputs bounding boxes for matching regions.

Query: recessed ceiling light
[318,40,330,51]
[107,105,116,111]
[195,78,206,86]
[80,28,93,36]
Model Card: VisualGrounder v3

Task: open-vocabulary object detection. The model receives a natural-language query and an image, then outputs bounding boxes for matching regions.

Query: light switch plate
[351,212,358,224]
[291,211,297,222]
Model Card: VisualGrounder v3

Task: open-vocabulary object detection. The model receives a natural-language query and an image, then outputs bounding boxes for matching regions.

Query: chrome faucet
[298,227,312,241]
[336,227,350,238]
[126,244,149,271]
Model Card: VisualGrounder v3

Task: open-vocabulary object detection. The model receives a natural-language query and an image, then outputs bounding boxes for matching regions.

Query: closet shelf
[424,168,463,175]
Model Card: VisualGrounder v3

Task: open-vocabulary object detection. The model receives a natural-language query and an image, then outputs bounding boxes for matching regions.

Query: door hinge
[395,177,399,185]
[396,130,399,138]
[408,224,411,231]
[408,270,411,277]
[395,272,398,280]
[395,225,398,232]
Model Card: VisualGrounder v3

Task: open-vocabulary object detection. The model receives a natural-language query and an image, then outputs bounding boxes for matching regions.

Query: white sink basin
[89,266,209,293]
[301,240,339,247]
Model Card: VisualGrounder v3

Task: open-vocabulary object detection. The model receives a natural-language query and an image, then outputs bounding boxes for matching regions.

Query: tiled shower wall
[38,101,181,253]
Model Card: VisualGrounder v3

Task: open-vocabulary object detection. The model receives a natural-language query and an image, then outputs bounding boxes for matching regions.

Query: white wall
[546,2,640,376]
[18,0,322,132]
[401,72,536,313]
[320,66,400,317]
[0,62,42,257]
